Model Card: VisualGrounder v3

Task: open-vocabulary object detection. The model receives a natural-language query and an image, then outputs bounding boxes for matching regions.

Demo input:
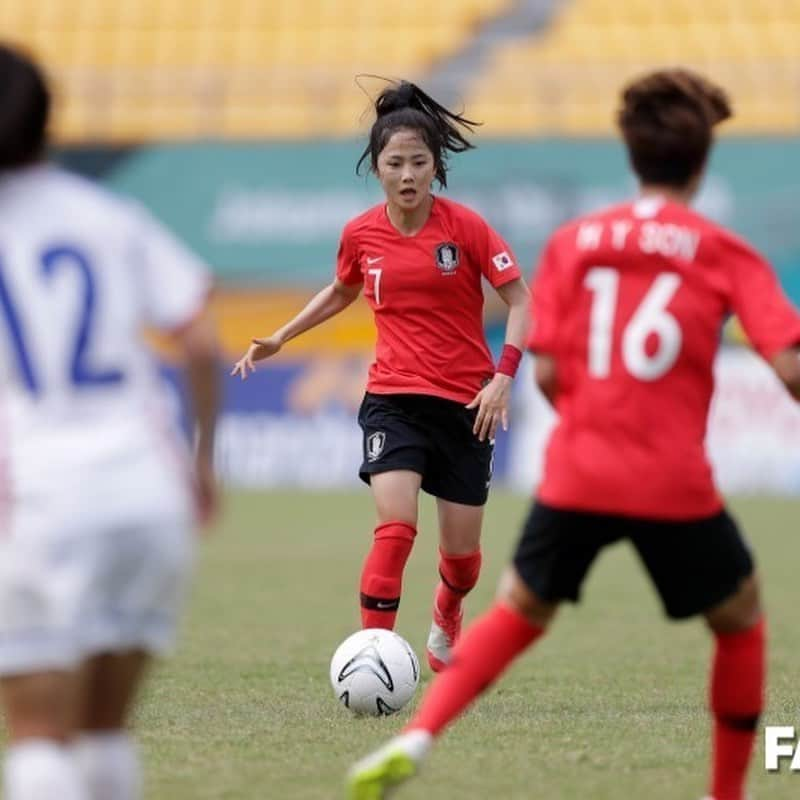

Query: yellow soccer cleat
[346,731,432,800]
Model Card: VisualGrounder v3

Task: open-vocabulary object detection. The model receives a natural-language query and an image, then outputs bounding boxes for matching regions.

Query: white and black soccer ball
[330,629,420,716]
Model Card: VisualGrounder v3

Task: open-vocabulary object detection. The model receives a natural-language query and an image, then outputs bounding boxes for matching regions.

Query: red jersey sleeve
[527,236,563,354]
[335,223,363,285]
[466,214,521,288]
[726,235,800,360]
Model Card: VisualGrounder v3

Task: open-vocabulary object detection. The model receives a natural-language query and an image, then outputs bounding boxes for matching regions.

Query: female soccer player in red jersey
[232,81,530,672]
[347,69,800,800]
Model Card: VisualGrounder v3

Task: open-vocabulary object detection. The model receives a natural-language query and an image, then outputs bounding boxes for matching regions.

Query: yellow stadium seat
[466,0,800,135]
[3,0,798,139]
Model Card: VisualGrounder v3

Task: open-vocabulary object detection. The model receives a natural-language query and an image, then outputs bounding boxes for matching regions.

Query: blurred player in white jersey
[0,44,219,800]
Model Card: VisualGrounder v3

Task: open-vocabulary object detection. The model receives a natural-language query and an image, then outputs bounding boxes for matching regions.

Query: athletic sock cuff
[714,616,766,647]
[494,601,545,642]
[375,521,417,541]
[438,549,482,594]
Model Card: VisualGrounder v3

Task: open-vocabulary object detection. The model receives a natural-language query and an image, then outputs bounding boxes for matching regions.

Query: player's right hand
[230,336,282,379]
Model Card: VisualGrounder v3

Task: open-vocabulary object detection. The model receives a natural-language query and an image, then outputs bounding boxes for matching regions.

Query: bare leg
[1,670,85,743]
[1,669,87,800]
[370,470,421,527]
[436,499,482,554]
[74,650,150,800]
[80,651,149,731]
[496,565,559,627]
[704,574,761,635]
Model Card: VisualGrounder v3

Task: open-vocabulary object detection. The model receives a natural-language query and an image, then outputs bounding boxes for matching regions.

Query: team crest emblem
[435,242,459,274]
[367,432,386,462]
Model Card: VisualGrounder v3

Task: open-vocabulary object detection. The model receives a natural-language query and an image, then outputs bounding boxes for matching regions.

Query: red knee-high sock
[435,549,482,617]
[709,618,766,800]
[359,521,416,629]
[405,602,544,736]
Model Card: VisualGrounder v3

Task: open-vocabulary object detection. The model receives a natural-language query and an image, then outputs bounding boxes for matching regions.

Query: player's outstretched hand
[466,373,512,442]
[230,336,283,380]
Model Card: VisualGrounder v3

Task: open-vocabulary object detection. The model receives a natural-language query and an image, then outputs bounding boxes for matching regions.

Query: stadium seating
[469,0,800,134]
[3,0,798,139]
[3,0,509,140]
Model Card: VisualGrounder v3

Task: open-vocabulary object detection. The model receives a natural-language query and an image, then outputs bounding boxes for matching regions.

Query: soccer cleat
[346,731,432,800]
[426,603,463,672]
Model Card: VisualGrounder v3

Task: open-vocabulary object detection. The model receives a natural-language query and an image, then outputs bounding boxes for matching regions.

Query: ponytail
[357,80,479,188]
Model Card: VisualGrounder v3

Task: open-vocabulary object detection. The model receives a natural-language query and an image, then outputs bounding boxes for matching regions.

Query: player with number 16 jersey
[531,193,800,520]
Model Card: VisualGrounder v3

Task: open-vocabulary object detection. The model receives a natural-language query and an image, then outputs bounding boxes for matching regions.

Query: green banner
[103,139,800,298]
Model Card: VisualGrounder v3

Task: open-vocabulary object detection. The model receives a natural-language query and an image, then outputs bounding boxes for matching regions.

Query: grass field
[136,491,800,800]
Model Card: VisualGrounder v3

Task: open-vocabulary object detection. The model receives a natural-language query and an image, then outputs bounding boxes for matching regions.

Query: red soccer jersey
[337,196,522,404]
[528,196,800,520]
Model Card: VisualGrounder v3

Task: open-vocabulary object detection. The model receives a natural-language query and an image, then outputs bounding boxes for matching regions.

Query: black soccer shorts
[512,501,755,619]
[357,392,494,506]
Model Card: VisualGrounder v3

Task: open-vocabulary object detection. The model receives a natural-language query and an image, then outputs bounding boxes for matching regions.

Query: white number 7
[584,267,682,381]
[368,268,382,305]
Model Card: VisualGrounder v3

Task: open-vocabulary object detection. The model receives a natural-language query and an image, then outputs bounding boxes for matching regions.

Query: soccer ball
[330,628,420,716]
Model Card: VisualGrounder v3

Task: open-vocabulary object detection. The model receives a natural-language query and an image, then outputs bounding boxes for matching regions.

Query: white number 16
[584,267,682,381]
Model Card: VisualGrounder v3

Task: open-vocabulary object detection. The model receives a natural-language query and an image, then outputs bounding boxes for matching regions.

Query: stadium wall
[63,139,800,292]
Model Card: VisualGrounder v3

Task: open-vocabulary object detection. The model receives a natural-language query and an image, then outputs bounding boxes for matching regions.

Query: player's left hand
[466,373,512,442]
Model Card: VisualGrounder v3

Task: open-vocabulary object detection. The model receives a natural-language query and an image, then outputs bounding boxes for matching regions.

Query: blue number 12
[0,246,124,394]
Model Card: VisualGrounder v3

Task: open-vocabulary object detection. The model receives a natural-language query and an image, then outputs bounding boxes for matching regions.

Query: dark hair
[0,43,50,170]
[617,68,731,187]
[357,81,479,188]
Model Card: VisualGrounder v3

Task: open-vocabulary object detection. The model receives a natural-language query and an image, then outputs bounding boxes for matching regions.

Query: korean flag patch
[492,251,514,272]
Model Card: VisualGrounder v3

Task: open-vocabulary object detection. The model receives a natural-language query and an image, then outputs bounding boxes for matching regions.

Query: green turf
[135,491,800,799]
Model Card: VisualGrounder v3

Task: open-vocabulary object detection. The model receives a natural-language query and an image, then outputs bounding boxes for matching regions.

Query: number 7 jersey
[528,196,800,520]
[336,196,521,404]
[0,165,211,488]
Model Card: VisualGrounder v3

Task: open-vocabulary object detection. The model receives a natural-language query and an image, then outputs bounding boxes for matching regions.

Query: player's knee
[1,700,70,743]
[370,472,420,527]
[705,574,762,634]
[375,507,417,529]
[437,502,483,555]
[497,567,558,628]
[1,674,77,743]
